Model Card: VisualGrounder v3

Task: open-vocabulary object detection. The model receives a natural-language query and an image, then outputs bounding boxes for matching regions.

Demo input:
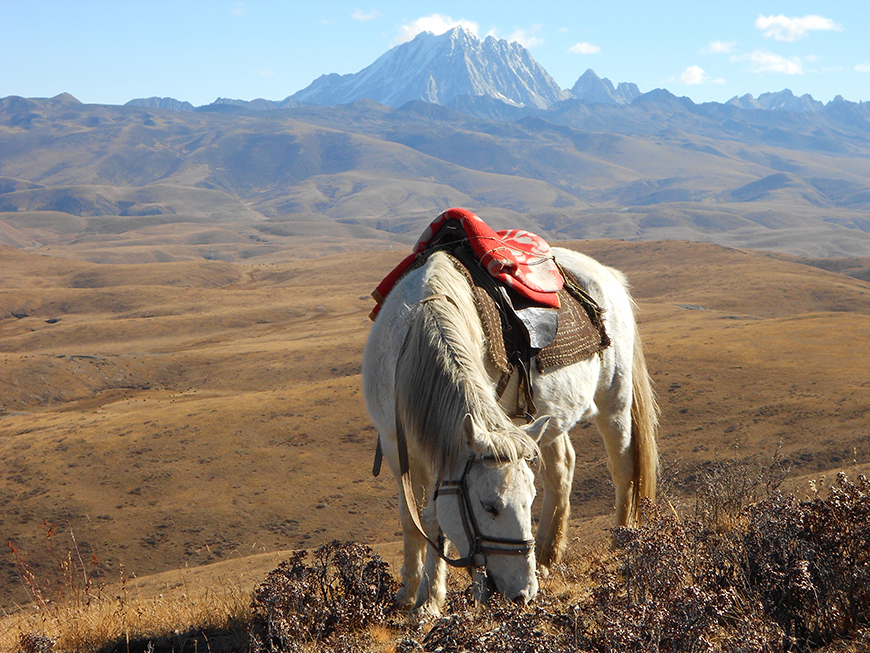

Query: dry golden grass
[0,563,251,652]
[1,239,870,650]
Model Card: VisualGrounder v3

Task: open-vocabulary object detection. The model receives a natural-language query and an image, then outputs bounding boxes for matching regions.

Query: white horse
[362,246,658,616]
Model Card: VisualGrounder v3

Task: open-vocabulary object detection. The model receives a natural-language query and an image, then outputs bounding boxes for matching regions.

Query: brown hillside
[1,241,869,610]
[4,96,870,261]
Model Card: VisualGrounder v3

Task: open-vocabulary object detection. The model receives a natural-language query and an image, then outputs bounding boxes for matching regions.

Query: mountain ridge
[121,26,866,115]
[3,90,870,262]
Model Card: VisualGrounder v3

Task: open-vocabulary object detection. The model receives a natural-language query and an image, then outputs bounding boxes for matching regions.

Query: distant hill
[726,89,825,112]
[125,97,195,112]
[570,69,641,105]
[2,89,870,262]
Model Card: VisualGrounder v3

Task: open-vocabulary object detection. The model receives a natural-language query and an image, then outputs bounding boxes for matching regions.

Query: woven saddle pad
[447,255,611,374]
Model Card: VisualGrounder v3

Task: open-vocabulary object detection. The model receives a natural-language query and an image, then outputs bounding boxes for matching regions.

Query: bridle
[433,456,536,568]
[396,414,535,569]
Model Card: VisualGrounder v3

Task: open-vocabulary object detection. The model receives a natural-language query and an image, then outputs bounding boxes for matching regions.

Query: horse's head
[434,415,548,604]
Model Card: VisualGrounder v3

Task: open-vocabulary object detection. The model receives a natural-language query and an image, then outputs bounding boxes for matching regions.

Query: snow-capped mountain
[570,69,641,105]
[726,89,825,112]
[290,26,569,109]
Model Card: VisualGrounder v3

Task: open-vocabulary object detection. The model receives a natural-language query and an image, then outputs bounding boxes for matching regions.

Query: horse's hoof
[410,601,442,622]
[394,587,414,609]
[538,563,551,579]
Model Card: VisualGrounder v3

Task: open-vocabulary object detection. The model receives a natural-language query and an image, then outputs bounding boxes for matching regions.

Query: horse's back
[551,247,632,312]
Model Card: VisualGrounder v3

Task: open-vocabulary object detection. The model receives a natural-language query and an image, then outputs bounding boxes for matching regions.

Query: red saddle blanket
[370,208,564,319]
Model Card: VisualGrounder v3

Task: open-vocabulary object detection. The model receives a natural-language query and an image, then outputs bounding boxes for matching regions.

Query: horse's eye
[482,502,499,517]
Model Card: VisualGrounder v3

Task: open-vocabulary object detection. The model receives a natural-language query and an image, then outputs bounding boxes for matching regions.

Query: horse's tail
[629,318,659,525]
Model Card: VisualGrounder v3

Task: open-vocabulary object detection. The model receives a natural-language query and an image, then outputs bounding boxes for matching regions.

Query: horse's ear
[520,415,551,444]
[461,412,475,447]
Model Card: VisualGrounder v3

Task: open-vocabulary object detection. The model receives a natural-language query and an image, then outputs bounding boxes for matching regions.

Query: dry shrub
[249,540,398,652]
[7,467,870,653]
[742,473,870,648]
[688,446,790,531]
[573,473,870,653]
[419,592,572,653]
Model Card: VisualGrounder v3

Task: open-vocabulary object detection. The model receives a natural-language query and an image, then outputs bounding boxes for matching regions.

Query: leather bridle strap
[436,459,536,566]
[397,413,534,569]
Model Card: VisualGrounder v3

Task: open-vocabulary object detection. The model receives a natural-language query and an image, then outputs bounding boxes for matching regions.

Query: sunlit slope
[1,241,869,609]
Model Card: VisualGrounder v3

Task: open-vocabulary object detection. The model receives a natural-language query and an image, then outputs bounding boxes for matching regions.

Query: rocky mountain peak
[570,69,641,105]
[289,27,568,109]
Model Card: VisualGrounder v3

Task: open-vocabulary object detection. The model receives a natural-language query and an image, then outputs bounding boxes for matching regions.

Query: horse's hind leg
[394,479,428,608]
[594,399,635,528]
[536,430,576,572]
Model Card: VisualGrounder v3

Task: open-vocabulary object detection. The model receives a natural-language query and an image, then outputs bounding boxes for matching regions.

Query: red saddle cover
[371,208,563,319]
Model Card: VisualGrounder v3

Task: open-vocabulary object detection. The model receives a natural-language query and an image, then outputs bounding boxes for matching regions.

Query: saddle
[423,242,609,417]
[371,210,610,418]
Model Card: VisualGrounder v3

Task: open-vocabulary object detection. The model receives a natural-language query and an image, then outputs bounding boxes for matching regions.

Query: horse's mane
[395,252,537,473]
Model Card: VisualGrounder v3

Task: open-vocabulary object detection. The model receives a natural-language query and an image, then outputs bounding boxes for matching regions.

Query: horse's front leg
[536,430,576,573]
[394,479,427,609]
[412,499,447,618]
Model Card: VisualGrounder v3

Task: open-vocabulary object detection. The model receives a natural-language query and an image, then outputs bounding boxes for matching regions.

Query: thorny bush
[249,474,870,653]
[577,473,870,653]
[742,473,870,648]
[248,540,398,652]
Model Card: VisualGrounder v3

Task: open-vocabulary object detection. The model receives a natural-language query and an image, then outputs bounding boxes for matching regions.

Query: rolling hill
[3,87,870,265]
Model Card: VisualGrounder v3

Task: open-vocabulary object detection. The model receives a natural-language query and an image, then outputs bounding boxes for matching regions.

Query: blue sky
[2,1,867,107]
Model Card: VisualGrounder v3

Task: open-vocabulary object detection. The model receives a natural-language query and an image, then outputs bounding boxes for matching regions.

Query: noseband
[434,456,536,568]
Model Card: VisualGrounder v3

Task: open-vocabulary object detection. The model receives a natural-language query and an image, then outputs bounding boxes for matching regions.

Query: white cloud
[394,14,479,44]
[352,9,381,22]
[570,42,600,54]
[508,24,544,48]
[733,50,804,75]
[681,65,706,85]
[231,3,246,17]
[755,14,842,42]
[857,62,870,73]
[680,65,725,85]
[702,40,736,54]
[255,69,277,78]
